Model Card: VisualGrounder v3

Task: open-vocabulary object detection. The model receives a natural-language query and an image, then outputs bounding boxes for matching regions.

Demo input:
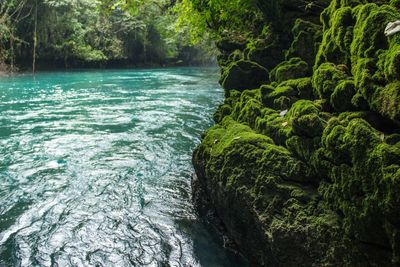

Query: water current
[0,68,246,267]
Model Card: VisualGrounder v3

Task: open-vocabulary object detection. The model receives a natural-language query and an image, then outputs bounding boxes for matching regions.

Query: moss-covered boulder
[193,117,342,266]
[261,77,314,110]
[312,62,348,99]
[331,79,357,111]
[316,115,400,264]
[269,57,309,84]
[220,59,269,91]
[286,19,323,66]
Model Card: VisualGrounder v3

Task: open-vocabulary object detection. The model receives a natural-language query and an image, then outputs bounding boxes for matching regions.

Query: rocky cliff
[192,0,400,266]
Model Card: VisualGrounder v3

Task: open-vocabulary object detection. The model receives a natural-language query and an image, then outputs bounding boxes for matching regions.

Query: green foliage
[174,0,262,44]
[0,0,213,69]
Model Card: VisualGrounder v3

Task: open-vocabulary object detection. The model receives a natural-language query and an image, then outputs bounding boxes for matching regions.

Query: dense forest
[0,0,217,71]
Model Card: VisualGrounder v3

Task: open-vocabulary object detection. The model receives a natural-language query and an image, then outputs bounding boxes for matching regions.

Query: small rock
[280,109,288,116]
[384,21,400,36]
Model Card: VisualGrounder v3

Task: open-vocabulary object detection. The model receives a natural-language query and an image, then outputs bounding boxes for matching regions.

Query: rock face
[193,0,400,266]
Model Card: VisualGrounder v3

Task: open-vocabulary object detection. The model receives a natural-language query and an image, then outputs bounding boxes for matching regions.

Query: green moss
[200,116,273,158]
[279,77,314,99]
[351,91,369,110]
[316,6,354,68]
[261,77,314,110]
[246,35,285,70]
[312,62,348,99]
[287,100,326,137]
[350,4,397,67]
[255,108,292,146]
[220,59,269,91]
[225,89,242,104]
[236,98,264,128]
[228,89,263,128]
[331,79,356,111]
[391,0,400,8]
[377,34,400,82]
[286,135,321,168]
[349,4,400,122]
[315,116,400,261]
[269,57,309,84]
[263,85,297,110]
[213,104,232,123]
[228,49,244,62]
[372,82,400,121]
[385,133,400,145]
[286,19,322,66]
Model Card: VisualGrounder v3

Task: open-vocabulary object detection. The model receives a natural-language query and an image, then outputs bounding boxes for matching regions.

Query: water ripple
[0,68,246,267]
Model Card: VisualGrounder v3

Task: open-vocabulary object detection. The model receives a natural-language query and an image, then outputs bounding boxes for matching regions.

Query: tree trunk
[9,34,14,72]
[32,0,38,73]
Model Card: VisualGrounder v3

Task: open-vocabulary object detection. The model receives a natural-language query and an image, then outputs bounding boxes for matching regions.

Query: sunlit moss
[269,57,309,84]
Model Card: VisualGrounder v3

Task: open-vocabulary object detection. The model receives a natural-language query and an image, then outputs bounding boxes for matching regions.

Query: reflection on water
[0,68,247,266]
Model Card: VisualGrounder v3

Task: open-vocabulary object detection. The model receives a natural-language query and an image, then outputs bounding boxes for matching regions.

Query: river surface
[0,68,246,267]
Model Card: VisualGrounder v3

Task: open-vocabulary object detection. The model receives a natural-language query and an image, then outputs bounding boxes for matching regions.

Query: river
[0,68,246,267]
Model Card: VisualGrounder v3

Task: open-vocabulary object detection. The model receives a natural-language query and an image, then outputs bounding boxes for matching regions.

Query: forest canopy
[0,0,269,71]
[0,0,219,71]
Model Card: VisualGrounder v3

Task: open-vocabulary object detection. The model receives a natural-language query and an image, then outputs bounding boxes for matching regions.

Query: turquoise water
[0,68,245,266]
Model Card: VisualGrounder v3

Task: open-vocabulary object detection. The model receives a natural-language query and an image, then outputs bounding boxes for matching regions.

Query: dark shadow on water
[176,218,249,267]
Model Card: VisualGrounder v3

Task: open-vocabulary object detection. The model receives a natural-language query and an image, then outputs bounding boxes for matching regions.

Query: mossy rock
[255,108,292,145]
[193,116,339,266]
[228,89,264,129]
[228,49,244,62]
[386,133,400,145]
[391,0,400,8]
[372,82,400,122]
[287,19,323,66]
[316,116,400,264]
[262,84,297,110]
[316,5,355,67]
[331,79,357,111]
[287,100,326,138]
[246,35,285,70]
[214,104,232,123]
[216,39,246,53]
[262,77,315,109]
[269,57,309,84]
[312,62,348,99]
[220,60,269,91]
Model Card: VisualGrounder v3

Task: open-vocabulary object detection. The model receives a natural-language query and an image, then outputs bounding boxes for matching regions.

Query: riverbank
[0,61,217,76]
[0,63,14,76]
[193,0,400,266]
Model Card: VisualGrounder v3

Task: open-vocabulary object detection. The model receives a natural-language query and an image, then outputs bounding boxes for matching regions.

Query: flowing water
[0,68,246,267]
